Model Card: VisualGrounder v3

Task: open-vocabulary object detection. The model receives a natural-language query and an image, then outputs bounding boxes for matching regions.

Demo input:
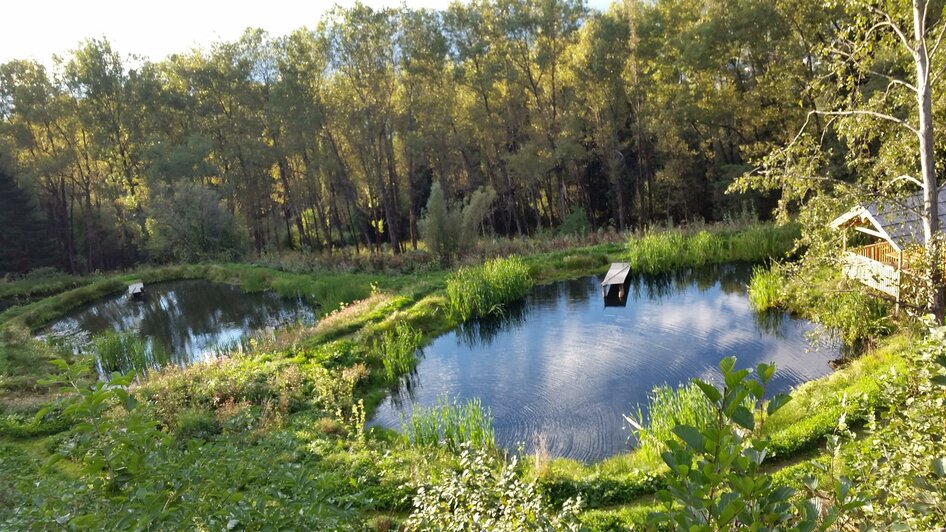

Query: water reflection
[39,280,315,373]
[371,263,836,463]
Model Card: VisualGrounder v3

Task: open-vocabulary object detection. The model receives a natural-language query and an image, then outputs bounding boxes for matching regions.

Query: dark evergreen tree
[0,168,58,274]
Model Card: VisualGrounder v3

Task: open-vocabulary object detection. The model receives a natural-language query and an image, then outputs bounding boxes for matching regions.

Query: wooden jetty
[601,262,631,299]
[127,281,144,300]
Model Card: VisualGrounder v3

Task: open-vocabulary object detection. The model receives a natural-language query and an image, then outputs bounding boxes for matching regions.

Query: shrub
[560,208,592,237]
[446,256,532,321]
[405,443,582,531]
[419,182,496,261]
[175,408,221,440]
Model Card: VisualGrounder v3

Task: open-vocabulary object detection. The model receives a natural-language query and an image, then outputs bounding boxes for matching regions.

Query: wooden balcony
[849,241,901,269]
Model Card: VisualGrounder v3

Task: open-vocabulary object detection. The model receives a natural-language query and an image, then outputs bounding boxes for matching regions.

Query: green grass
[628,383,717,468]
[446,256,532,321]
[626,223,799,274]
[402,396,495,451]
[376,321,423,381]
[747,263,784,311]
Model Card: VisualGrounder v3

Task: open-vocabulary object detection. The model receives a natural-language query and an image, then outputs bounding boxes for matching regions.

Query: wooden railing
[850,241,901,268]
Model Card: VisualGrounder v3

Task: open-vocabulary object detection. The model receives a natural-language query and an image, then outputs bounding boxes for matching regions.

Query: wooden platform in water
[601,263,631,298]
[127,281,144,298]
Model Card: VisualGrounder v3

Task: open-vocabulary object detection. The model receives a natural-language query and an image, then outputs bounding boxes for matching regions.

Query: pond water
[38,280,315,374]
[371,263,837,463]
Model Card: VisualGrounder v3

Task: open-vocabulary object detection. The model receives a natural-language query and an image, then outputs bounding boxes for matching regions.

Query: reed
[626,224,799,274]
[626,383,716,467]
[402,396,495,451]
[92,330,152,376]
[377,321,423,381]
[446,256,532,321]
[747,264,784,311]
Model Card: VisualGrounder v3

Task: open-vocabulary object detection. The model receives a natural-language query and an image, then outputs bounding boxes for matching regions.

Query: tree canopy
[2,0,936,273]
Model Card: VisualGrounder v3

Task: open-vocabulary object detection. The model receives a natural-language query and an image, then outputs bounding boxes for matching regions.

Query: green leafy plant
[405,443,582,531]
[648,356,866,529]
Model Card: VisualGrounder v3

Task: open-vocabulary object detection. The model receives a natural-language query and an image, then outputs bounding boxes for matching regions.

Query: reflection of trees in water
[753,309,787,337]
[626,262,754,301]
[456,301,529,347]
[42,280,315,372]
[385,362,424,410]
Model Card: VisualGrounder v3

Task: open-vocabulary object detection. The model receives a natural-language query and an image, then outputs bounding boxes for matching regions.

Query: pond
[38,279,315,374]
[371,263,837,463]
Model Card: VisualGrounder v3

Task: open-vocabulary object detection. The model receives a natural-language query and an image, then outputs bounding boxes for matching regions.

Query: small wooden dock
[127,281,144,300]
[601,263,631,299]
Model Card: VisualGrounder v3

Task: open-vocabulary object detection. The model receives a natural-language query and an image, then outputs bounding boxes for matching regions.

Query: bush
[446,256,532,321]
[626,383,716,468]
[560,208,592,237]
[419,182,496,260]
[174,408,221,440]
[405,443,582,531]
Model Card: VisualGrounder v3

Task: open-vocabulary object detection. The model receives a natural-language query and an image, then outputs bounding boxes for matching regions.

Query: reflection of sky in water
[39,280,315,373]
[371,263,837,463]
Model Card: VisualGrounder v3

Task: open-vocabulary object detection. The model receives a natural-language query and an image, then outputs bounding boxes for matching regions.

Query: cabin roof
[830,188,946,251]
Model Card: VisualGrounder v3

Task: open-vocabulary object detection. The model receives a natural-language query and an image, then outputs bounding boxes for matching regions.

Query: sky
[2,0,613,66]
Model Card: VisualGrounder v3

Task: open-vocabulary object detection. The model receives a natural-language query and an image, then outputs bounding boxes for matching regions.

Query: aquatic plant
[376,321,423,381]
[625,383,717,468]
[402,396,495,451]
[92,330,153,376]
[747,263,784,311]
[446,256,532,321]
[626,224,799,274]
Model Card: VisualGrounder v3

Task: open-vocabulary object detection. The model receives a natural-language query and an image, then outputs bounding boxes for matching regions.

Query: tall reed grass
[92,330,156,377]
[747,264,784,311]
[377,321,423,381]
[402,396,495,451]
[625,383,716,467]
[626,224,799,274]
[446,256,532,321]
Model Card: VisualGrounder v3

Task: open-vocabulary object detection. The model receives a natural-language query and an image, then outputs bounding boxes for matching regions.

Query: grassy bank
[6,221,872,529]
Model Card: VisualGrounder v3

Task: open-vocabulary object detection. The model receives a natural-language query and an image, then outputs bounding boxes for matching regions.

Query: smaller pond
[371,263,838,463]
[38,280,315,374]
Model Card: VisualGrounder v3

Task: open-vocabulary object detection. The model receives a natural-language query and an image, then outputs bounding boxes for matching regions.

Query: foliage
[626,224,799,274]
[625,383,717,469]
[560,208,592,237]
[837,323,946,528]
[649,356,867,529]
[145,182,248,263]
[0,168,58,274]
[402,396,495,452]
[747,263,785,311]
[418,182,496,260]
[376,321,423,381]
[446,256,532,321]
[405,443,582,531]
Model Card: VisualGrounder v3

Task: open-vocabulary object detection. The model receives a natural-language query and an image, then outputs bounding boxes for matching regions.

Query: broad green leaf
[731,405,755,430]
[693,379,721,403]
[767,393,792,415]
[673,424,705,452]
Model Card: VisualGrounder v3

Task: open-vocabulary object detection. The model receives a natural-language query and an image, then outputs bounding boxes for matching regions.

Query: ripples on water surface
[371,263,837,463]
[39,280,315,373]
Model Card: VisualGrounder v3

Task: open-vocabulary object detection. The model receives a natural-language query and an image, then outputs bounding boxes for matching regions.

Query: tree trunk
[914,0,943,318]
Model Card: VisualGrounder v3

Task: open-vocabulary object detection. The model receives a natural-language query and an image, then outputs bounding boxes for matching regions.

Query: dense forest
[0,0,848,272]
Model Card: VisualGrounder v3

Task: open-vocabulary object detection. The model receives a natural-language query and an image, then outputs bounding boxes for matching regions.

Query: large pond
[371,263,837,463]
[39,280,315,374]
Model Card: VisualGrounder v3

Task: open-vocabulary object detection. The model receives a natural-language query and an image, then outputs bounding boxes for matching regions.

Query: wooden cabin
[830,188,946,301]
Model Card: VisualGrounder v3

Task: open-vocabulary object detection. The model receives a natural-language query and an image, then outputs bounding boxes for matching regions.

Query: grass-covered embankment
[3,221,858,529]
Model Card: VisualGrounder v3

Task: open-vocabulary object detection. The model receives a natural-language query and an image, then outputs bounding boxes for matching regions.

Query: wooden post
[896,251,903,315]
